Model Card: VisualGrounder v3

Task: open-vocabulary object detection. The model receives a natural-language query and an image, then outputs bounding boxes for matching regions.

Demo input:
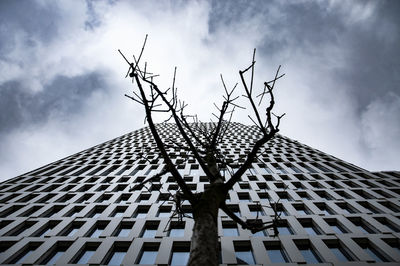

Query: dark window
[113,222,133,237]
[9,242,41,264]
[238,193,251,202]
[234,242,255,265]
[264,242,289,263]
[169,222,185,237]
[157,207,171,217]
[374,217,400,232]
[6,221,36,236]
[33,221,60,237]
[350,218,377,234]
[294,204,311,215]
[170,245,190,265]
[357,241,389,262]
[137,245,158,264]
[110,206,127,218]
[276,221,293,235]
[296,242,322,263]
[141,223,158,238]
[134,206,149,218]
[87,222,108,238]
[324,241,354,262]
[105,246,128,265]
[41,242,71,265]
[88,206,106,218]
[222,222,239,236]
[64,206,84,217]
[61,222,83,237]
[326,219,348,234]
[73,244,99,264]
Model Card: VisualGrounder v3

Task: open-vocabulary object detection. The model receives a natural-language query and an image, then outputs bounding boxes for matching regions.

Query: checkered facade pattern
[0,122,399,265]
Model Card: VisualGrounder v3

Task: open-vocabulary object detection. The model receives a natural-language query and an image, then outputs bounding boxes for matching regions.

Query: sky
[0,0,399,181]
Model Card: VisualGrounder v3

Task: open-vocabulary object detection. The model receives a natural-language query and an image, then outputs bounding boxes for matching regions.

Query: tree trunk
[188,184,225,266]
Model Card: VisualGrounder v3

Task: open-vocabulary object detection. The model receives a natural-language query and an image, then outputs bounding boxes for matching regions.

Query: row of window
[1,213,399,239]
[19,157,372,179]
[2,178,400,202]
[1,189,399,215]
[1,237,399,264]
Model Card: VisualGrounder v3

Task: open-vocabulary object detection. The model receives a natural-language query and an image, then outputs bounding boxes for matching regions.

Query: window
[315,203,334,215]
[315,190,333,200]
[137,245,159,264]
[264,242,289,263]
[9,243,41,264]
[0,241,16,255]
[271,203,288,216]
[41,242,71,265]
[334,190,353,199]
[61,222,83,237]
[324,241,354,262]
[116,194,131,203]
[169,222,185,237]
[95,194,112,203]
[141,223,158,238]
[249,205,264,217]
[110,206,127,217]
[105,246,128,265]
[134,206,149,218]
[350,218,377,234]
[325,219,348,234]
[294,204,310,215]
[238,193,251,202]
[382,238,400,254]
[277,192,292,202]
[6,221,36,236]
[296,242,322,263]
[65,206,84,217]
[170,245,190,265]
[40,204,65,217]
[234,242,255,265]
[252,229,267,237]
[336,203,356,214]
[189,164,200,175]
[88,206,106,218]
[157,207,171,217]
[300,219,321,235]
[222,222,239,236]
[297,191,310,199]
[113,222,133,237]
[73,244,99,264]
[33,221,60,237]
[276,221,293,235]
[18,205,42,217]
[224,205,240,217]
[136,193,151,202]
[374,217,400,232]
[358,201,380,213]
[87,222,108,238]
[357,241,389,262]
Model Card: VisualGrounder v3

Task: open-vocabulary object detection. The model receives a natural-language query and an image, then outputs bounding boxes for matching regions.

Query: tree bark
[188,184,225,266]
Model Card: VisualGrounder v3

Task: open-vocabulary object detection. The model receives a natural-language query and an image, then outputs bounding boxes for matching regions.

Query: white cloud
[360,92,400,170]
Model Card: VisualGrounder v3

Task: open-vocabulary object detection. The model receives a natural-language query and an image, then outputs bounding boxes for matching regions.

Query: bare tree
[119,35,285,266]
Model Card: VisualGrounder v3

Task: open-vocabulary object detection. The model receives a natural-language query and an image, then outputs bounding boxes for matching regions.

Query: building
[0,122,399,265]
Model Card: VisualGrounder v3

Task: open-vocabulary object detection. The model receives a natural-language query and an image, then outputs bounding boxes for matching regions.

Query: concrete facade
[0,122,399,265]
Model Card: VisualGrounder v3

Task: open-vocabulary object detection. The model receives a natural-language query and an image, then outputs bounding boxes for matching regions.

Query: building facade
[0,122,399,265]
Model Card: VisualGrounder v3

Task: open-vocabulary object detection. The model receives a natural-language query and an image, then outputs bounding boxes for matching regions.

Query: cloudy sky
[0,0,399,181]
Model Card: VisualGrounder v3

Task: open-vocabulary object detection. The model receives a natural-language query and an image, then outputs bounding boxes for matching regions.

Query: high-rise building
[0,122,399,265]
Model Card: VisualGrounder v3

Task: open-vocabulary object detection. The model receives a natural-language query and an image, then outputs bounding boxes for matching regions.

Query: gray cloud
[0,72,107,133]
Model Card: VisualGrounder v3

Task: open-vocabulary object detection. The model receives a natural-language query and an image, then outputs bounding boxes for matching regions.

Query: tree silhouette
[119,35,285,266]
